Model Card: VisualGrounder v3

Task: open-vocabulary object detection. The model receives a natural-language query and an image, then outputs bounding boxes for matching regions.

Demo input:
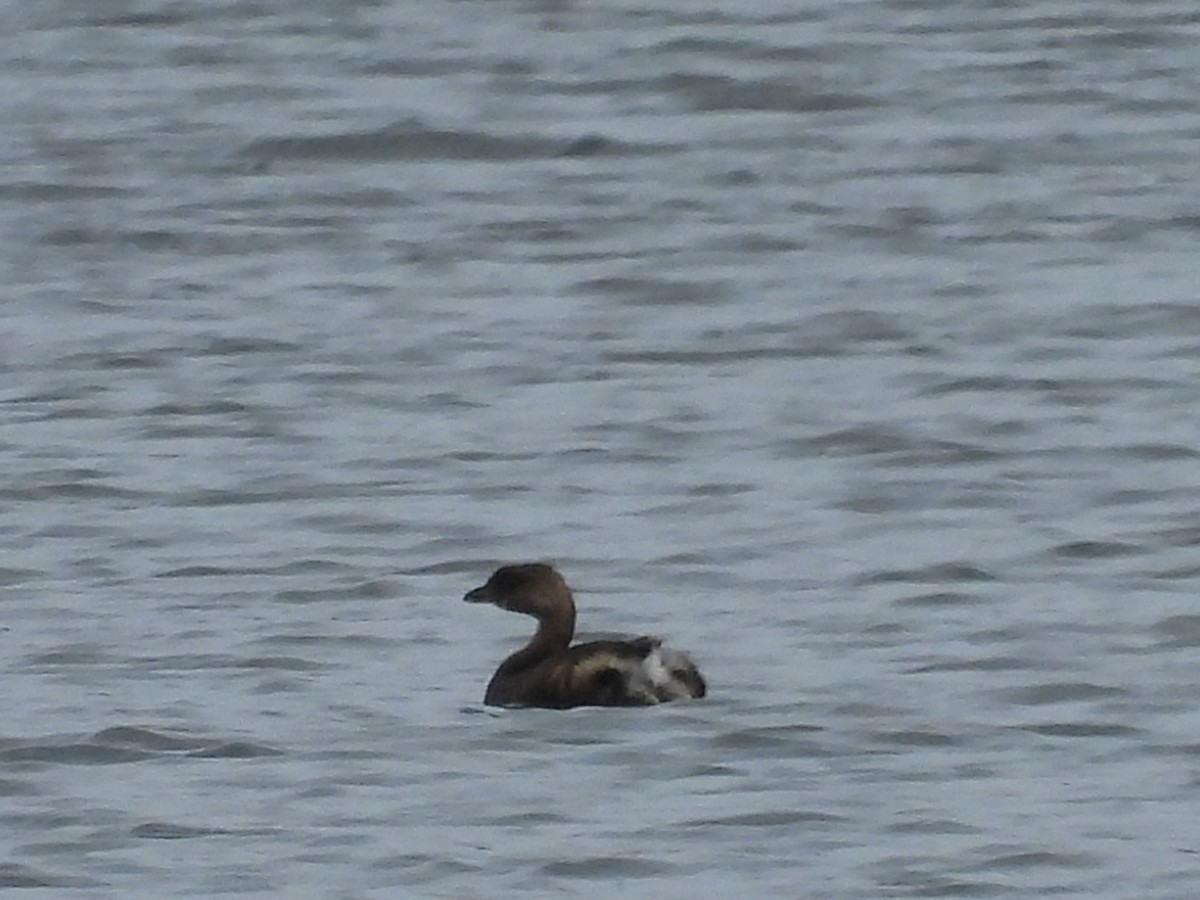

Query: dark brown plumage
[463,563,707,709]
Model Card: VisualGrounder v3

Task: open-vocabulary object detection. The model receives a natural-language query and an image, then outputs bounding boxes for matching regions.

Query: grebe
[463,563,706,709]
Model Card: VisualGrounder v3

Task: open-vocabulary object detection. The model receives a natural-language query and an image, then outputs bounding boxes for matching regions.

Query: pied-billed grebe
[463,563,706,709]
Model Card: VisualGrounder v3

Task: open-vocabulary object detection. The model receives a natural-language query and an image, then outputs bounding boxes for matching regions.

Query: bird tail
[624,644,706,703]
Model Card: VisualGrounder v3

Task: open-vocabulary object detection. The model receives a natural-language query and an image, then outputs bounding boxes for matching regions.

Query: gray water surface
[4,1,1200,897]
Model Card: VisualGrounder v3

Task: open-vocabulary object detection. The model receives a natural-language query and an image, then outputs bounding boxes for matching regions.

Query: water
[4,0,1200,896]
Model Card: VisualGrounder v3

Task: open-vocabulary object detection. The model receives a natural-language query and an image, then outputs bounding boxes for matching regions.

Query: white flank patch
[609,646,695,703]
[640,647,672,687]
